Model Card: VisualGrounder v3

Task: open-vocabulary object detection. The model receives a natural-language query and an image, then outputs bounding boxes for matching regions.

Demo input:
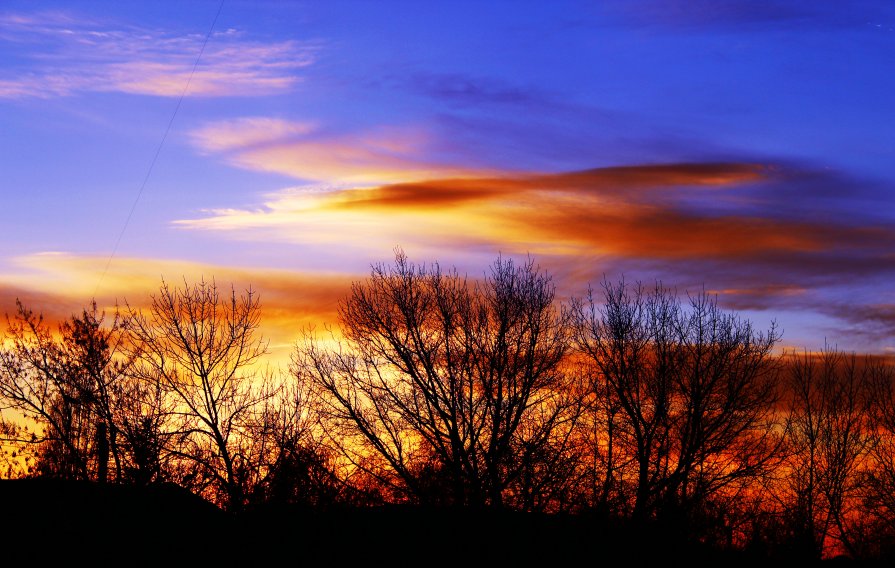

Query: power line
[94,0,225,298]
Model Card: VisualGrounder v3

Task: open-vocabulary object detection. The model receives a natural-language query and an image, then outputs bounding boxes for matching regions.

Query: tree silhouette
[111,364,177,485]
[864,359,895,558]
[572,278,782,529]
[6,253,895,562]
[241,376,348,508]
[293,251,579,508]
[124,278,268,510]
[0,301,129,481]
[780,348,876,559]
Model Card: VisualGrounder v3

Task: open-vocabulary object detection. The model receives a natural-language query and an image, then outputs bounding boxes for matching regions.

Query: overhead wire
[94,0,225,298]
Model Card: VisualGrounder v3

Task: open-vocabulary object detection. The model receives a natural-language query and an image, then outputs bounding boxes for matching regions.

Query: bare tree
[572,278,782,528]
[781,348,877,559]
[239,373,348,508]
[293,251,579,508]
[0,301,130,481]
[854,356,895,558]
[124,278,268,510]
[111,366,177,485]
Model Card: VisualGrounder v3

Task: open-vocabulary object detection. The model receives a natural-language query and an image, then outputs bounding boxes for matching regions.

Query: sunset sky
[1,0,893,361]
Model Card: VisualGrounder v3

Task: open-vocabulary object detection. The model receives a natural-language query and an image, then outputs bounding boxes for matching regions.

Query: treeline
[1,251,894,561]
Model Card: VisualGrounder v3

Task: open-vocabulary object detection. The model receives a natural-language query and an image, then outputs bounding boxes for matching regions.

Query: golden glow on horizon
[0,253,354,366]
[3,163,892,359]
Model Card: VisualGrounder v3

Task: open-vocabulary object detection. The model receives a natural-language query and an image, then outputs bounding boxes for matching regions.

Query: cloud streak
[173,161,895,352]
[173,162,795,258]
[190,118,486,184]
[0,13,316,98]
[600,0,891,31]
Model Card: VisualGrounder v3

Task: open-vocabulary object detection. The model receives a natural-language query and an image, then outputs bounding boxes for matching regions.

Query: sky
[0,0,893,362]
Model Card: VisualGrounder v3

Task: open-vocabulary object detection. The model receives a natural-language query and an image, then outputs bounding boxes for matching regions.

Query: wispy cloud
[599,0,889,31]
[408,72,554,109]
[189,118,486,184]
[0,12,317,98]
[189,117,318,153]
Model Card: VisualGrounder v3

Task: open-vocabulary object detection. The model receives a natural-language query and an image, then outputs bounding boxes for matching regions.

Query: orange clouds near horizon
[0,253,355,366]
[3,163,893,358]
[171,161,895,354]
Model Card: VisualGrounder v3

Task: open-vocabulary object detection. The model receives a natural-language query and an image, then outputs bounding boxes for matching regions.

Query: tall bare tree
[864,358,895,557]
[781,347,876,559]
[572,279,782,527]
[293,251,579,508]
[124,278,268,510]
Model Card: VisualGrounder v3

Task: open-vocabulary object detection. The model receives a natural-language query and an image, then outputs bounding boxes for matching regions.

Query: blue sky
[1,0,893,358]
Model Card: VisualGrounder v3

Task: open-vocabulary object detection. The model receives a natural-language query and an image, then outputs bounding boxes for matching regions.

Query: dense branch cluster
[1,253,894,561]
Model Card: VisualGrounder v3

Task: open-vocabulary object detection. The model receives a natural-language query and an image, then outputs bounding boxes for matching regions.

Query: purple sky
[1,0,893,359]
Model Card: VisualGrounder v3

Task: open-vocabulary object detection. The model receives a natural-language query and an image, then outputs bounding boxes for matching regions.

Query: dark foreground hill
[0,479,876,567]
[0,478,228,564]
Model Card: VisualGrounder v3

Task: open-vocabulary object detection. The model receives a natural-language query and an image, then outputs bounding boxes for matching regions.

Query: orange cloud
[709,284,808,301]
[308,163,764,214]
[8,163,890,356]
[527,209,827,259]
[173,162,895,356]
[0,253,354,366]
[174,162,798,260]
